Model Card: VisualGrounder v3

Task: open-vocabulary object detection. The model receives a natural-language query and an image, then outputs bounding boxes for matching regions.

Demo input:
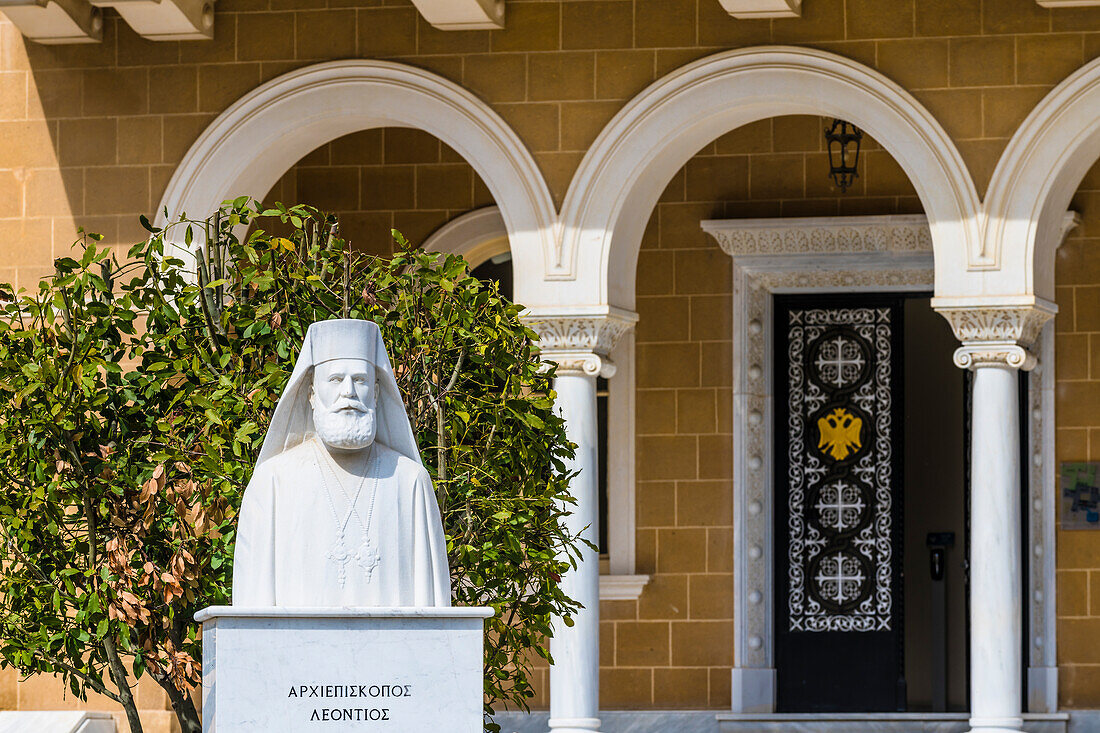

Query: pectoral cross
[356,537,381,582]
[328,532,356,587]
[316,442,382,588]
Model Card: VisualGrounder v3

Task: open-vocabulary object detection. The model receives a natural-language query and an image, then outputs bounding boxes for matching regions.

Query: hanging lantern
[824,119,863,193]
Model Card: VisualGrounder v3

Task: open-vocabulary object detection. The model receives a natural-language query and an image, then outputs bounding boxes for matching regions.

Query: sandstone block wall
[1055,169,1100,708]
[2,0,1100,719]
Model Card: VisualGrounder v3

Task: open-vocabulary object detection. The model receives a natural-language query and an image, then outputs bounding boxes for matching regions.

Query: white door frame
[703,214,1066,714]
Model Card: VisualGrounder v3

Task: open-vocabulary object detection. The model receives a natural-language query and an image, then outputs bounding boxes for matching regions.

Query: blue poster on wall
[1061,463,1100,530]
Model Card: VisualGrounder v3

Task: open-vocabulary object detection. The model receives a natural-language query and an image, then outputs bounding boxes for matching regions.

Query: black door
[774,294,906,712]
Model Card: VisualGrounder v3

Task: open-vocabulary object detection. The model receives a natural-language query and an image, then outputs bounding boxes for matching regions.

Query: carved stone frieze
[523,310,637,378]
[528,314,633,354]
[939,305,1052,346]
[936,303,1056,371]
[703,215,932,257]
[749,268,934,293]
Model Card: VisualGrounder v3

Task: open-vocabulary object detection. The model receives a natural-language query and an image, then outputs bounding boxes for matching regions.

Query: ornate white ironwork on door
[785,307,894,633]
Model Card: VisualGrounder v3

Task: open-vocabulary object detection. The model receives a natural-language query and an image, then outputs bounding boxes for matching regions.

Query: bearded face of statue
[311,359,379,451]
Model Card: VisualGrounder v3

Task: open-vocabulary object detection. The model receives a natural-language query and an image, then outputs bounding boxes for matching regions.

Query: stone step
[0,712,116,733]
[492,711,1081,733]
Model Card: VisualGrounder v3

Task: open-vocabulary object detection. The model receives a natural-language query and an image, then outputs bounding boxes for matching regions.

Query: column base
[731,667,776,713]
[968,715,1025,733]
[1028,666,1059,713]
[548,716,601,732]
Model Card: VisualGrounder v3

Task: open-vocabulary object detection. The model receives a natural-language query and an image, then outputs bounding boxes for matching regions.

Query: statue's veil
[255,319,422,468]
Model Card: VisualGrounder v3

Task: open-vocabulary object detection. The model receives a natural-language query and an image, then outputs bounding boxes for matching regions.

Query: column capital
[932,299,1056,371]
[522,307,638,378]
[952,344,1036,371]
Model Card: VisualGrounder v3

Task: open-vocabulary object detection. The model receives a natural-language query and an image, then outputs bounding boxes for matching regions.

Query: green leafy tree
[0,237,221,733]
[0,200,582,733]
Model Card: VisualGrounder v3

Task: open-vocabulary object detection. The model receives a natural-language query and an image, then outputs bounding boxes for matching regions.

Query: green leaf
[139,214,161,234]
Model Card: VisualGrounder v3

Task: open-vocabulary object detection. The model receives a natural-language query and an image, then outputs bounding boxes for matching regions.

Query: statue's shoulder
[251,441,318,484]
[374,442,430,486]
[278,440,319,464]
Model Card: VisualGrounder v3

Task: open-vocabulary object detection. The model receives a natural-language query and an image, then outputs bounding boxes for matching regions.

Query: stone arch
[156,60,555,297]
[422,206,509,266]
[552,46,982,312]
[985,56,1100,304]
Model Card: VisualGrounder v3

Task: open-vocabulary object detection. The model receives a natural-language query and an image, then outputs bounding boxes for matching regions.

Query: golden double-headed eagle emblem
[817,407,863,461]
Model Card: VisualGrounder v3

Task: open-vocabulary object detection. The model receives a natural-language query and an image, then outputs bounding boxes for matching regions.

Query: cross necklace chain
[313,441,382,587]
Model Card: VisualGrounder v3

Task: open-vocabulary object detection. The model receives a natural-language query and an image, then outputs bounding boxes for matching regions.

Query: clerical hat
[255,318,422,469]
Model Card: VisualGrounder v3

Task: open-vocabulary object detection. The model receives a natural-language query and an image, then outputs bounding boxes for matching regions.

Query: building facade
[1,1,1100,731]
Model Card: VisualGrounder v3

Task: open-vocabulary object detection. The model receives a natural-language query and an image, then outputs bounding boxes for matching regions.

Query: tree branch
[25,649,122,704]
[102,636,143,733]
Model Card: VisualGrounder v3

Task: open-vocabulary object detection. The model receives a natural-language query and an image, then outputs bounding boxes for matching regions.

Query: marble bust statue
[232,319,451,607]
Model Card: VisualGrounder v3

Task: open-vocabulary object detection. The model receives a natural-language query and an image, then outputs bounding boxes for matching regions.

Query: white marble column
[550,366,601,733]
[524,310,636,733]
[965,361,1023,733]
[939,302,1055,733]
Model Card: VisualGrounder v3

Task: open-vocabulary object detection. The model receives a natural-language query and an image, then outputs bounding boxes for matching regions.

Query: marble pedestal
[197,606,494,733]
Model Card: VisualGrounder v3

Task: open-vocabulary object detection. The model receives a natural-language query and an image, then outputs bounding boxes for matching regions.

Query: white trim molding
[423,207,510,265]
[1,0,211,43]
[411,0,503,29]
[704,214,1061,716]
[156,60,556,305]
[2,0,504,42]
[89,0,213,40]
[985,46,1100,303]
[933,214,1074,372]
[554,46,980,315]
[1028,323,1059,713]
[605,330,640,585]
[1025,211,1078,714]
[426,208,647,601]
[598,574,651,601]
[718,0,801,18]
[0,0,102,43]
